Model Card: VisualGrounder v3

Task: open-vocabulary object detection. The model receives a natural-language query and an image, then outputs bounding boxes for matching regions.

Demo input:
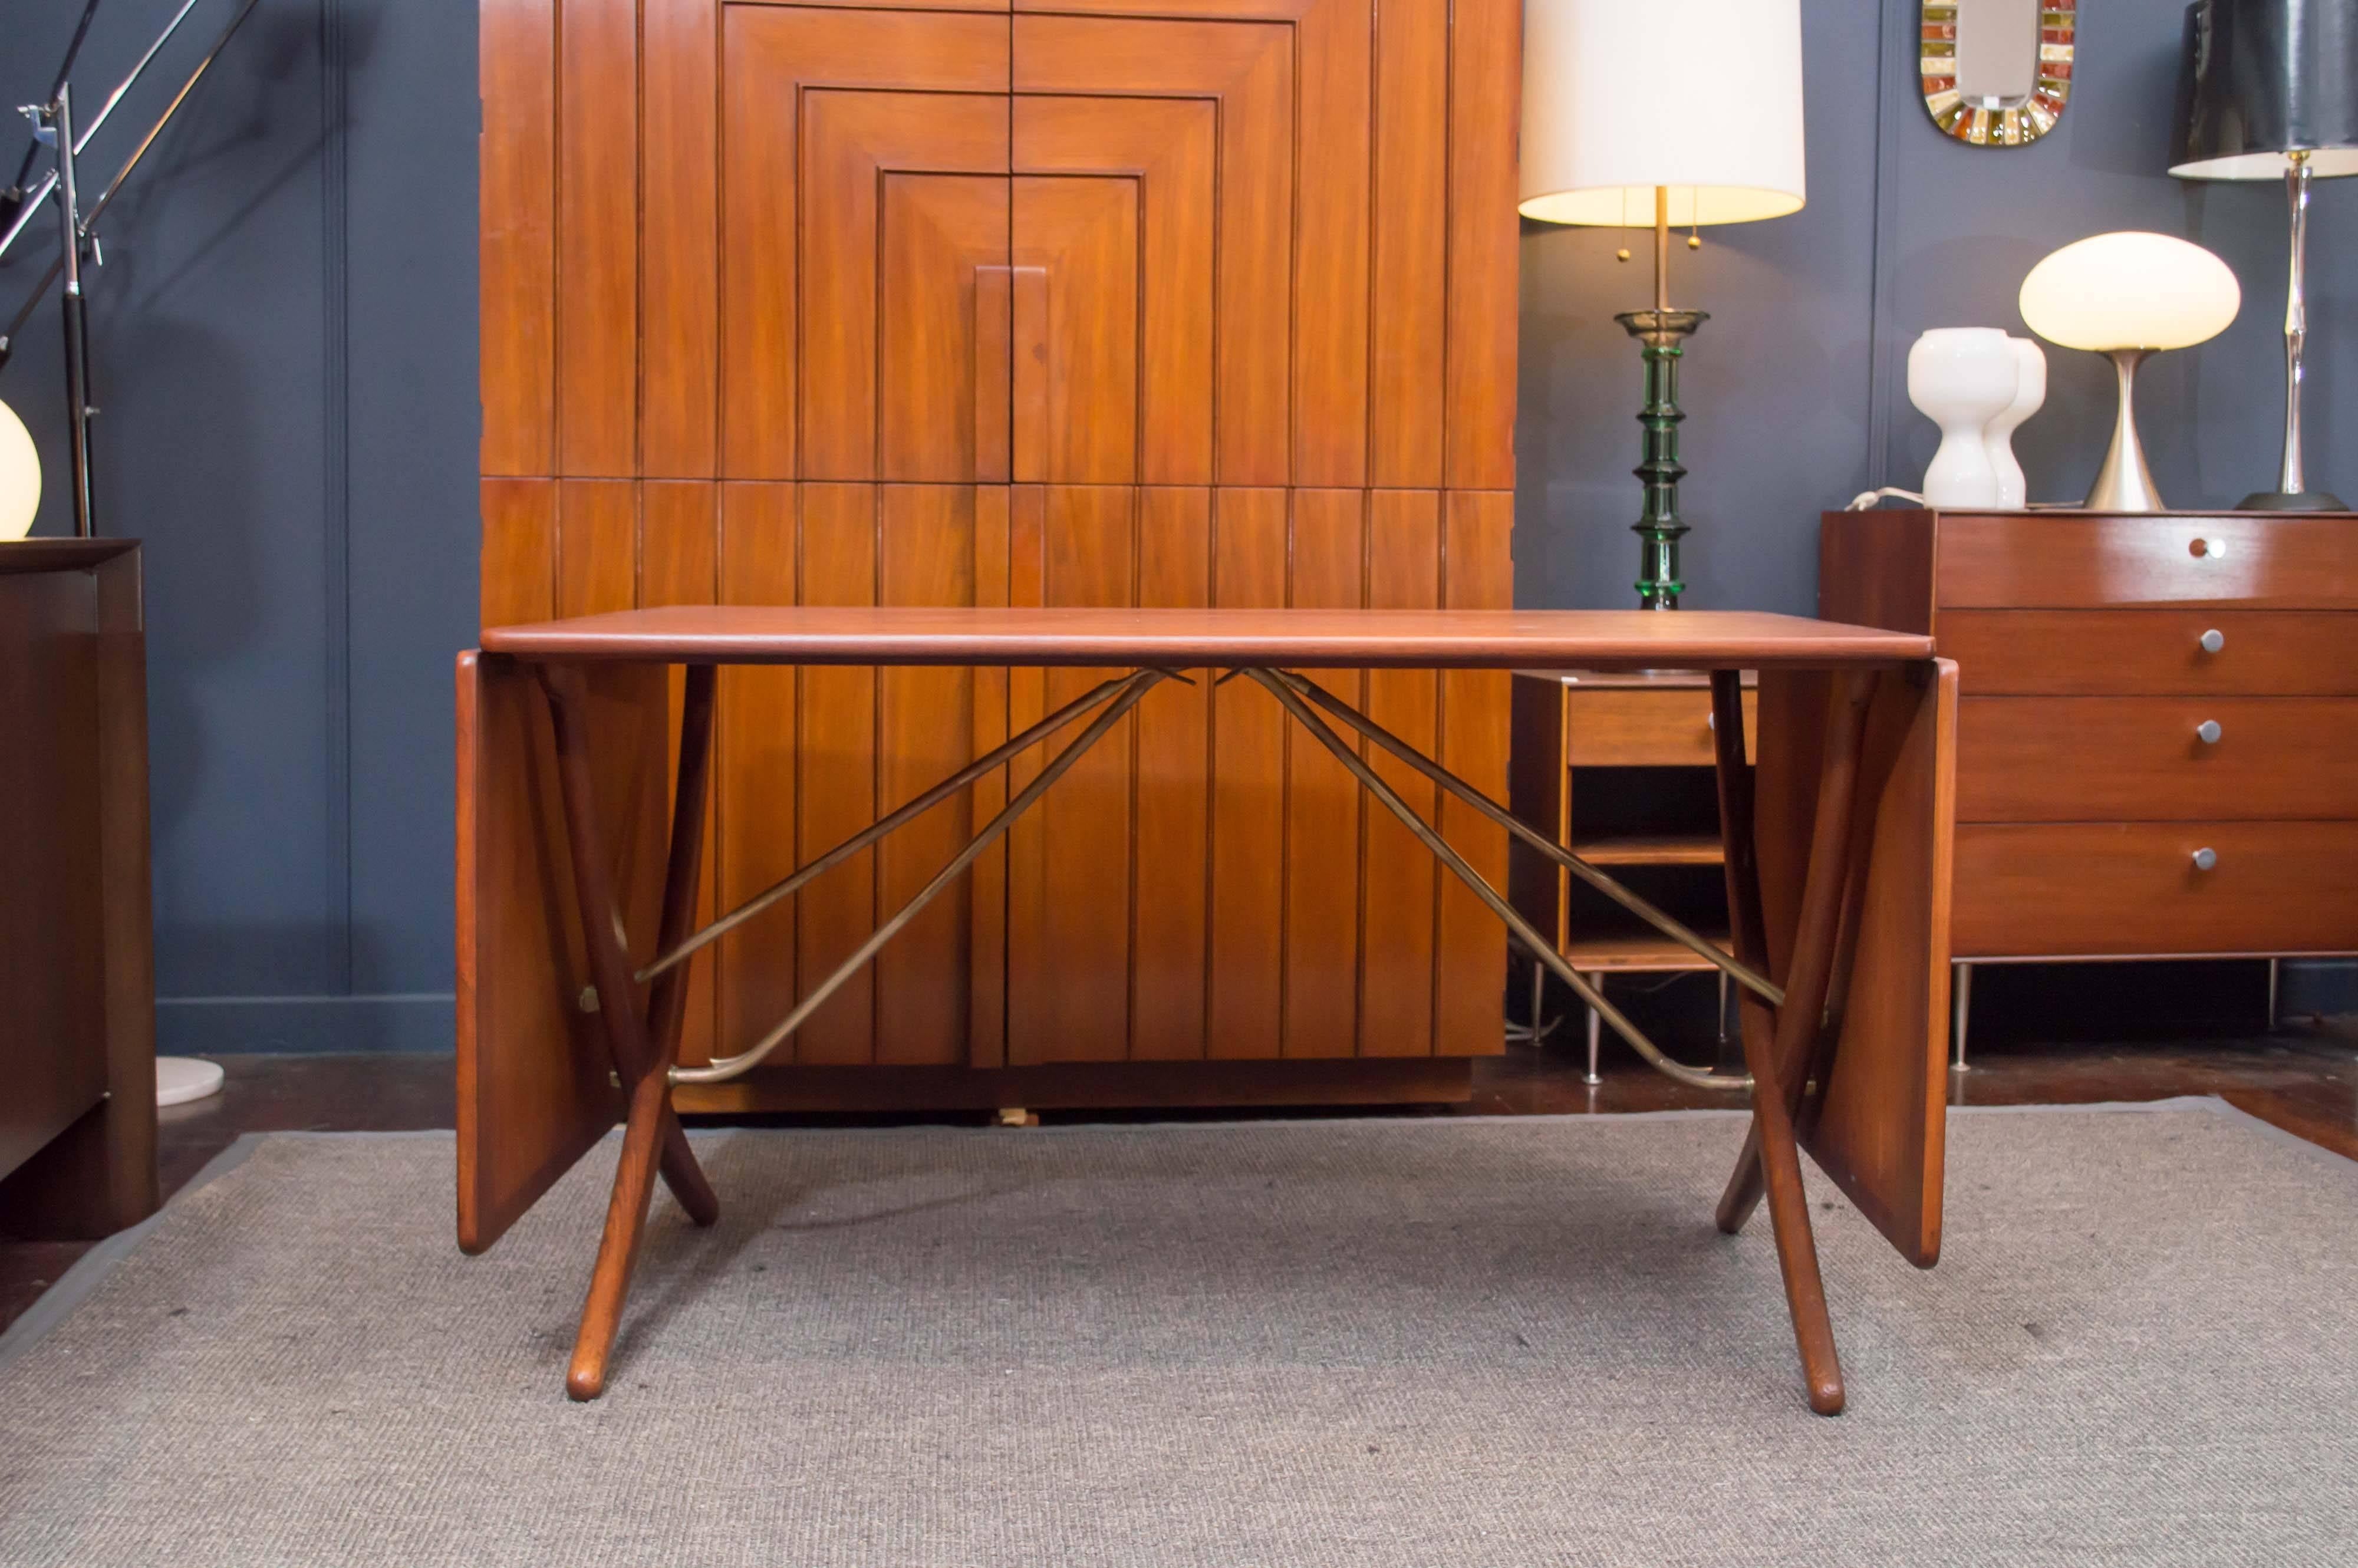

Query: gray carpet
[2,1100,2354,1566]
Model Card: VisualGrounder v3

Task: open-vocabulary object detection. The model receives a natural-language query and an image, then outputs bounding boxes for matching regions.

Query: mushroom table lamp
[2017,232,2241,512]
[1518,0,1806,608]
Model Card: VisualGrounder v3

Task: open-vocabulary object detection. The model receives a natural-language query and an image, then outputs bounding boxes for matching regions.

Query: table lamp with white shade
[2170,0,2358,510]
[1519,0,1806,608]
[2017,232,2241,512]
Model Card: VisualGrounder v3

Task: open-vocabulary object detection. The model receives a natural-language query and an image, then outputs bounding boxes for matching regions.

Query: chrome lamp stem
[2085,348,2162,513]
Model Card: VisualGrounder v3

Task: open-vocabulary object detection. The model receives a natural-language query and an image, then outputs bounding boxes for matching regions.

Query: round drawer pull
[2191,847,2218,871]
[2190,537,2228,560]
[2198,628,2225,653]
[2195,719,2223,744]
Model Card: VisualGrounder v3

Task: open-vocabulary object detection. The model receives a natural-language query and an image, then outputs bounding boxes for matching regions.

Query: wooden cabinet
[0,541,157,1240]
[1821,508,2358,1055]
[479,0,1519,1102]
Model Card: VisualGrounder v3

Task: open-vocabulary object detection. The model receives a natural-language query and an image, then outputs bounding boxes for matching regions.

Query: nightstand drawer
[1953,821,2358,957]
[1938,611,2358,696]
[1936,515,2358,609]
[1957,697,2358,821]
[1562,687,1757,766]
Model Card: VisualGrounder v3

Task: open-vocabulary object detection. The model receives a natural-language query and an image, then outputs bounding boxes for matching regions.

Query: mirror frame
[1920,1,2076,147]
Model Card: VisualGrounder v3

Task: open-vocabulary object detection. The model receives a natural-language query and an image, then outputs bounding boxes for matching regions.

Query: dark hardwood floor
[4,1020,2352,1335]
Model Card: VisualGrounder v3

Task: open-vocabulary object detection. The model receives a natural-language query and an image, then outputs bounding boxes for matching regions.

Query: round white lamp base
[156,1056,225,1107]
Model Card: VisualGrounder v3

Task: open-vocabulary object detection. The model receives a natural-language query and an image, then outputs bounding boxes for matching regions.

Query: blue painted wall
[1519,0,2352,615]
[0,0,476,1050]
[0,0,2346,1047]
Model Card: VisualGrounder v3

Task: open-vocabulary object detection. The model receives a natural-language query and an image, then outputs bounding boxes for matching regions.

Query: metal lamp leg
[1585,976,1602,1086]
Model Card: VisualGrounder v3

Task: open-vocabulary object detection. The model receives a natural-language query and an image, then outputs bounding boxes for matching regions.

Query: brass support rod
[1264,668,1783,1008]
[1244,670,1747,1093]
[1654,184,1671,314]
[671,670,1174,1086]
[637,667,1162,984]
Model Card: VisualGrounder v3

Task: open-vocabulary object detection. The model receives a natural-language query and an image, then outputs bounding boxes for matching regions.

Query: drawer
[1936,515,2358,609]
[1957,697,2358,821]
[1937,610,2358,696]
[1563,687,1757,766]
[1953,821,2358,957]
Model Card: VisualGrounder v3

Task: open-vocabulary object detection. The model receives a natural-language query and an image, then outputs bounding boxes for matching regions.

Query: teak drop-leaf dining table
[456,607,1957,1414]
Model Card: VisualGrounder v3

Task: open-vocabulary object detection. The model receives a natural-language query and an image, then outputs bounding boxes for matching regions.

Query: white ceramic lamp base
[156,1056,225,1106]
[1907,328,2020,508]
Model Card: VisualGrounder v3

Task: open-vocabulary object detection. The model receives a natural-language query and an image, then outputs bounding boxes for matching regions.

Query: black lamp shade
[2172,0,2358,179]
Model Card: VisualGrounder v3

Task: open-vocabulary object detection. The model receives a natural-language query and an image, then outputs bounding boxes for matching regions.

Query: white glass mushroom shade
[1518,0,1806,226]
[2016,232,2240,352]
[0,398,38,540]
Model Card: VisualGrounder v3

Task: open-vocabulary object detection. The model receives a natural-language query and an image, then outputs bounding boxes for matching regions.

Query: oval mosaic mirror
[1921,0,2076,147]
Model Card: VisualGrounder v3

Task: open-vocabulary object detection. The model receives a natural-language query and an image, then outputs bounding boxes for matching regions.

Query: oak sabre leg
[1714,671,1876,1415]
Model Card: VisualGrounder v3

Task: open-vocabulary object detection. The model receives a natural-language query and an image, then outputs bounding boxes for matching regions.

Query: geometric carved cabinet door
[723,5,1013,484]
[482,0,1518,1093]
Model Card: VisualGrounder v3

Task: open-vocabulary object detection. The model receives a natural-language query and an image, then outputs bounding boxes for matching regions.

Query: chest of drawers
[1819,509,2358,1061]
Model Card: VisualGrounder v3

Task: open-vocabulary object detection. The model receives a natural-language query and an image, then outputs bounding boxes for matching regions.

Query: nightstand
[1509,670,1757,1083]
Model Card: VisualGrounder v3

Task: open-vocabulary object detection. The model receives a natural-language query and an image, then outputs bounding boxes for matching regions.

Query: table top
[478,607,1934,670]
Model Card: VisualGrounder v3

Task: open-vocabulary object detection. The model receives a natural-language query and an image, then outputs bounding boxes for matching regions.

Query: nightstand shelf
[1568,832,1727,867]
[1510,671,1753,1085]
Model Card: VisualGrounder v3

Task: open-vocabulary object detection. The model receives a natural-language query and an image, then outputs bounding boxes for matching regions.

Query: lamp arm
[79,0,265,241]
[0,0,262,378]
[4,0,108,209]
[0,0,208,266]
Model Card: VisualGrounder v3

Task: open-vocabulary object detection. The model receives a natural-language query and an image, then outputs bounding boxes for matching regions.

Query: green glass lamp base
[1614,309,1707,610]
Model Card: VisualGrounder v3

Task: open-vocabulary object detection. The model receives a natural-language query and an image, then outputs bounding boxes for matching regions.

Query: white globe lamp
[2017,232,2241,511]
[0,398,39,539]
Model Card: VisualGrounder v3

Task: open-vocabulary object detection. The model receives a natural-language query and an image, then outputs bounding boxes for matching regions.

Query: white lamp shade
[0,399,38,540]
[2017,232,2241,351]
[1519,0,1807,226]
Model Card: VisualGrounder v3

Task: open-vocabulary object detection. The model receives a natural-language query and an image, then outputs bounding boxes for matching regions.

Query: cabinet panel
[1937,610,2358,696]
[1284,492,1366,1058]
[1013,177,1140,485]
[799,91,1010,482]
[878,176,1013,484]
[1956,697,2358,823]
[1935,514,2358,609]
[721,7,1011,480]
[1954,821,2358,957]
[1015,97,1216,485]
[1007,486,1138,1063]
[480,0,556,476]
[878,486,983,1065]
[1017,16,1292,485]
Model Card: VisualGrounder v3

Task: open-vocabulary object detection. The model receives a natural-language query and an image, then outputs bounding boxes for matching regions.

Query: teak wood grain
[1935,513,2358,609]
[480,607,1932,668]
[481,0,1530,1103]
[1952,821,2358,958]
[1957,696,2358,822]
[1558,686,1760,767]
[1822,506,2358,969]
[1935,610,2358,696]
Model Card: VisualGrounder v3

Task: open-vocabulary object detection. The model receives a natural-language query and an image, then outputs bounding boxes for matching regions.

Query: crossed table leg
[536,661,1889,1411]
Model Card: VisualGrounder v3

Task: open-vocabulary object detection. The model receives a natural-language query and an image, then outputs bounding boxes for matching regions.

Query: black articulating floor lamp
[0,0,266,539]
